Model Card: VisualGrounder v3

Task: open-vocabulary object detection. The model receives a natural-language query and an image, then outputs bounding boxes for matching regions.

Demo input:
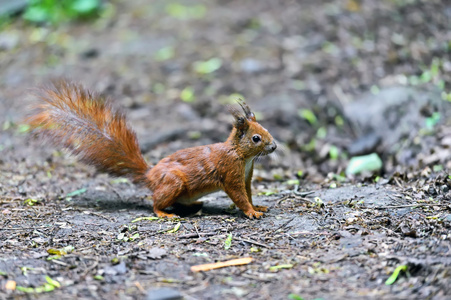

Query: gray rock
[344,86,443,153]
[0,0,27,16]
[147,288,183,300]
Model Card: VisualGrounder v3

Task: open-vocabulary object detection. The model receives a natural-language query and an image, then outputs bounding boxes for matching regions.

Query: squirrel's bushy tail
[27,81,149,185]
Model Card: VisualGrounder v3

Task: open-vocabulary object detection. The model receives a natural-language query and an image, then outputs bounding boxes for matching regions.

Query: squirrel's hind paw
[154,210,179,218]
[253,205,268,212]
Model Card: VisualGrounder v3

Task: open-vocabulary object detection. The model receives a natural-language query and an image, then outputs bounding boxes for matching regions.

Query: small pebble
[147,288,183,300]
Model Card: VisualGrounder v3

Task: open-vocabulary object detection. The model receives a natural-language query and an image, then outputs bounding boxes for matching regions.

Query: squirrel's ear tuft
[237,99,256,122]
[228,105,249,132]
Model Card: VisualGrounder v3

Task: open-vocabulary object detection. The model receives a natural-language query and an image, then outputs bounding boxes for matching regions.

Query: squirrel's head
[228,100,277,158]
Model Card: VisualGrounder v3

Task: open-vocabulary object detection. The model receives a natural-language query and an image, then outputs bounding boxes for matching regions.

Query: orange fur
[27,81,277,219]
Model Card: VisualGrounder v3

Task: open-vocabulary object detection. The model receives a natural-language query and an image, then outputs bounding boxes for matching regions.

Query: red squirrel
[27,81,277,219]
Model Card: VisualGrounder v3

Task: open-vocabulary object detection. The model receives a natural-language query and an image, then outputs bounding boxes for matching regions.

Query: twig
[393,177,403,188]
[49,259,69,266]
[374,203,450,209]
[276,195,289,205]
[293,190,315,197]
[0,226,51,230]
[178,232,217,239]
[81,259,99,279]
[293,195,314,203]
[194,222,200,238]
[235,237,270,248]
[272,216,296,233]
[288,231,329,236]
[191,257,253,272]
[134,282,146,294]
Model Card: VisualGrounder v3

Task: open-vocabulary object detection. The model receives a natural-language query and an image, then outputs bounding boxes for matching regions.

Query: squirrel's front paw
[245,210,264,219]
[253,205,268,212]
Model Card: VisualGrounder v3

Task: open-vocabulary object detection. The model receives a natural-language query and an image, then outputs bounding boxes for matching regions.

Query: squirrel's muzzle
[265,141,277,154]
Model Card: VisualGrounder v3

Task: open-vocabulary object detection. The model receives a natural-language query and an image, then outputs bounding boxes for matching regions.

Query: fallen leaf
[5,280,16,290]
[147,248,167,259]
[131,216,160,223]
[167,222,181,233]
[269,264,294,272]
[346,153,382,175]
[224,233,232,250]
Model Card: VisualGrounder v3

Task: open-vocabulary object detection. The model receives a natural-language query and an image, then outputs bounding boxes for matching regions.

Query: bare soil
[1,0,451,299]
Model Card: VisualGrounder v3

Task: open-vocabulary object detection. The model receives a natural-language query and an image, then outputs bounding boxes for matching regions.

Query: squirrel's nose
[271,142,277,151]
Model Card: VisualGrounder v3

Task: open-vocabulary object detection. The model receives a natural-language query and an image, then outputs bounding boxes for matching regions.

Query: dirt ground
[1,0,451,299]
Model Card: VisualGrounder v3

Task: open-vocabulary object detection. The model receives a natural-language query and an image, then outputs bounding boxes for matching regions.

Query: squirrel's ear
[228,106,249,132]
[237,99,256,122]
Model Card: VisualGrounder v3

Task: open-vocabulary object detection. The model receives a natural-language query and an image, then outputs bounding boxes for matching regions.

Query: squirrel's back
[27,81,149,184]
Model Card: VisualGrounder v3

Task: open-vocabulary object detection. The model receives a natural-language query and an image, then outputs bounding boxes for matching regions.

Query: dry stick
[293,190,315,197]
[0,226,50,230]
[276,195,289,205]
[134,282,146,294]
[235,237,270,248]
[81,259,99,279]
[374,203,450,209]
[191,257,253,272]
[272,216,296,233]
[49,259,69,266]
[393,177,403,188]
[288,231,329,236]
[178,232,217,239]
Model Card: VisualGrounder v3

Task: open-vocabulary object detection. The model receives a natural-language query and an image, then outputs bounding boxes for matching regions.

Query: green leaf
[94,275,104,280]
[433,164,443,172]
[385,265,408,285]
[298,109,317,125]
[17,124,31,133]
[314,197,324,207]
[288,294,305,300]
[24,198,39,206]
[110,178,129,184]
[23,6,50,23]
[46,255,62,260]
[425,112,440,129]
[316,126,326,138]
[193,58,222,74]
[180,87,195,102]
[224,233,232,250]
[335,115,344,126]
[329,145,339,160]
[269,264,294,272]
[166,3,206,20]
[129,233,140,241]
[47,245,74,256]
[16,286,35,293]
[155,46,175,61]
[66,188,87,198]
[71,0,100,14]
[45,276,60,288]
[131,216,159,223]
[285,179,300,185]
[346,153,382,175]
[167,222,181,233]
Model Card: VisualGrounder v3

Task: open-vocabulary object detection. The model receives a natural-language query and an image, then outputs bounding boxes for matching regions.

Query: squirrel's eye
[252,135,261,143]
